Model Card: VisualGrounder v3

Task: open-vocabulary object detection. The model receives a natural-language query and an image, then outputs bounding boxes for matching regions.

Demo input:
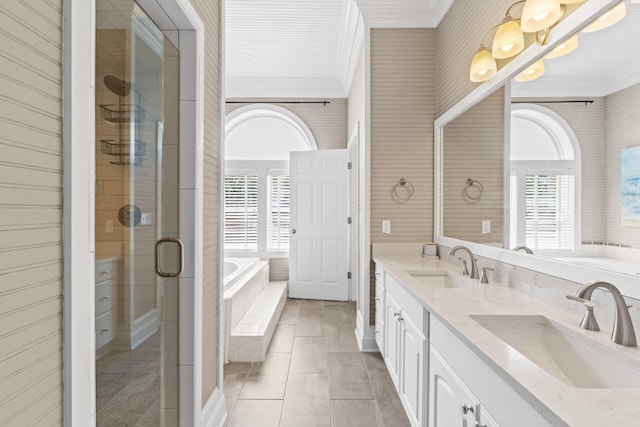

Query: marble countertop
[373,255,640,427]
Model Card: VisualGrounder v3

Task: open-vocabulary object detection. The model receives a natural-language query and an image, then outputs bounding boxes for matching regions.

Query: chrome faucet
[512,245,534,254]
[570,281,637,347]
[449,246,479,279]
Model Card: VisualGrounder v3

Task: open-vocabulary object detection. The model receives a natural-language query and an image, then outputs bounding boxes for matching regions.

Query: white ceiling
[225,0,454,98]
[512,3,640,98]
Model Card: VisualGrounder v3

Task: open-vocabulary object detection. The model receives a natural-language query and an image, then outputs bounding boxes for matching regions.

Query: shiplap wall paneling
[442,89,505,245]
[523,99,606,243]
[226,99,348,150]
[189,0,223,405]
[370,28,436,244]
[0,0,64,424]
[605,82,640,246]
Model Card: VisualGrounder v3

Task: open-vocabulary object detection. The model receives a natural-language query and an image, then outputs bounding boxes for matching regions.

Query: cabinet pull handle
[393,312,404,321]
[100,296,109,301]
[101,270,110,275]
[375,272,380,278]
[462,404,474,415]
[474,422,487,427]
[100,329,110,334]
[375,297,381,302]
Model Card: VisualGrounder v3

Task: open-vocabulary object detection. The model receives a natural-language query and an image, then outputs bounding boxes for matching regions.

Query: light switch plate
[382,220,391,234]
[482,220,491,234]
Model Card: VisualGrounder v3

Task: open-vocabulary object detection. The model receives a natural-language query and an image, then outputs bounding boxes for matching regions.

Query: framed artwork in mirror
[622,145,640,226]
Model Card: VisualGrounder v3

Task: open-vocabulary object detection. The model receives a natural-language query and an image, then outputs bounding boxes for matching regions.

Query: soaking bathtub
[223,257,270,361]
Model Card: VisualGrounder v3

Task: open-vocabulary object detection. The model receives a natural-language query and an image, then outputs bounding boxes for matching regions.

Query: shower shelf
[100,139,147,164]
[99,104,146,123]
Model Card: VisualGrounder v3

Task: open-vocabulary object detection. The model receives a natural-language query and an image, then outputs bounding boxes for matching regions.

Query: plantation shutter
[525,173,575,251]
[267,172,290,252]
[224,173,259,251]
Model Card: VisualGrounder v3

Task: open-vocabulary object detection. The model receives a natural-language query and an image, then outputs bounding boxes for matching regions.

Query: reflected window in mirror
[510,104,581,255]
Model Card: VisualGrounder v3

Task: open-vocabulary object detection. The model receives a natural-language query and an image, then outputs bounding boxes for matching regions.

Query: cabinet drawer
[95,311,116,349]
[95,280,115,316]
[95,260,116,283]
[386,273,424,333]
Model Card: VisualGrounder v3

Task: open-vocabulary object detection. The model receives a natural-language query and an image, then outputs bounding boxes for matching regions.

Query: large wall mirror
[435,0,640,299]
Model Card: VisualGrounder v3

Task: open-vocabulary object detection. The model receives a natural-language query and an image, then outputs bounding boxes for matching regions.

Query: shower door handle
[155,238,184,278]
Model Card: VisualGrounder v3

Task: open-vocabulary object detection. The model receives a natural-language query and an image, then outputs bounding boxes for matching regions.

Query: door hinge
[347,272,352,279]
[347,217,352,224]
[347,162,352,170]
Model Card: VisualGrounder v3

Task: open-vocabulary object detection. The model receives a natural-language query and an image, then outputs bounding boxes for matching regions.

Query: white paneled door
[289,150,349,301]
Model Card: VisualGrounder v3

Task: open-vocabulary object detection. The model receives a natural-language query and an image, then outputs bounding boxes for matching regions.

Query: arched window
[224,104,317,255]
[510,104,581,254]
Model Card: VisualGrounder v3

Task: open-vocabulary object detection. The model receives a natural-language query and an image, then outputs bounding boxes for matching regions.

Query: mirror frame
[434,0,640,299]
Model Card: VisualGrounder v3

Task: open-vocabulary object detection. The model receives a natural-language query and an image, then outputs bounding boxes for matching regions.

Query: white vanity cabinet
[378,268,428,427]
[374,264,385,356]
[430,316,552,427]
[95,257,120,352]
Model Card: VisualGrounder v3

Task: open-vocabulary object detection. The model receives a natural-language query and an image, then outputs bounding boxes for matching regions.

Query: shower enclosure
[95,1,181,424]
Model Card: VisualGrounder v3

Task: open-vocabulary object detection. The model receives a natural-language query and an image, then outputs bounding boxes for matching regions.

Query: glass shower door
[95,1,180,425]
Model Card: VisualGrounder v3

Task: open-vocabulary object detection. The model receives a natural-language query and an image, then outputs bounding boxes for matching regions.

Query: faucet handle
[458,258,469,276]
[479,267,494,284]
[566,295,600,331]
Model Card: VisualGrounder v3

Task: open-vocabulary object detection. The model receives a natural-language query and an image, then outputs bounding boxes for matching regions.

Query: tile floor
[224,299,411,427]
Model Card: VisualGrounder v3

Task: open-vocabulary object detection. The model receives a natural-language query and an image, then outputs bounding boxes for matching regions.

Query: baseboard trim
[201,386,227,427]
[131,309,159,349]
[355,322,378,353]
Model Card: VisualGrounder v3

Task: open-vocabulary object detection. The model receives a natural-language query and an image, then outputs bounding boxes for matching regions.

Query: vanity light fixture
[470,45,498,82]
[544,34,579,59]
[520,0,564,33]
[582,1,626,33]
[515,58,545,82]
[557,0,586,4]
[492,15,525,59]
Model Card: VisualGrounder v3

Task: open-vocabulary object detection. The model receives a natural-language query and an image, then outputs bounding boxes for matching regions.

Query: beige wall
[605,83,640,246]
[189,0,223,406]
[436,0,515,116]
[442,89,505,245]
[370,28,436,244]
[0,0,64,424]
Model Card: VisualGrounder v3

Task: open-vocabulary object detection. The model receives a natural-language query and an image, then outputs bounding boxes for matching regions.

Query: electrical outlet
[141,213,153,225]
[382,220,391,234]
[105,219,114,233]
[482,220,491,234]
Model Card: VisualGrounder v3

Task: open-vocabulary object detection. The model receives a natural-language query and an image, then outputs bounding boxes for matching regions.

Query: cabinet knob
[375,272,380,278]
[393,312,404,321]
[375,297,381,302]
[100,296,109,301]
[100,328,110,334]
[101,270,110,275]
[375,330,380,335]
[474,422,487,427]
[462,404,475,415]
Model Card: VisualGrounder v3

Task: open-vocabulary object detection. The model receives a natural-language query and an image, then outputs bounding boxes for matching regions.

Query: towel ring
[392,178,414,204]
[463,178,483,202]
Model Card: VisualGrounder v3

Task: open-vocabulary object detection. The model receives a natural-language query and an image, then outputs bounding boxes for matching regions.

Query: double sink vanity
[372,247,640,427]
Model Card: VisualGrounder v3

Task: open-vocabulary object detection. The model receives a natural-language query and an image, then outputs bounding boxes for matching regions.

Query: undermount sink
[471,315,640,389]
[405,270,479,289]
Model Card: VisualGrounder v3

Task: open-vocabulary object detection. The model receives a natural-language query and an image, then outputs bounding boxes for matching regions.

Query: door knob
[291,229,297,234]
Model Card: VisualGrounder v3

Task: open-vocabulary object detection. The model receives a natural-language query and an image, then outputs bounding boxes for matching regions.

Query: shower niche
[99,74,147,166]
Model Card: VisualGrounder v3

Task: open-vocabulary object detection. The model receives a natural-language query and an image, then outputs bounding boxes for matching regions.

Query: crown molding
[336,0,364,96]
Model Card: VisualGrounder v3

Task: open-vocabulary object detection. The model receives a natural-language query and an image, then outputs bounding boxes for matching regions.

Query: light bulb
[582,1,626,33]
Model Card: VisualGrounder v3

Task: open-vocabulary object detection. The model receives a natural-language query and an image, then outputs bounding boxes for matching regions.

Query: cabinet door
[400,313,427,427]
[384,291,402,387]
[429,348,477,427]
[375,312,385,355]
[476,405,500,427]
